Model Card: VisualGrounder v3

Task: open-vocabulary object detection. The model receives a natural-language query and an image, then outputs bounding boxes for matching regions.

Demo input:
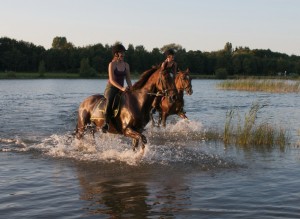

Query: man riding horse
[151,49,177,114]
[150,48,189,125]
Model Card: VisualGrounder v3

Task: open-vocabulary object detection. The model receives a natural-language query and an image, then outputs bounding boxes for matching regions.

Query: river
[0,79,300,218]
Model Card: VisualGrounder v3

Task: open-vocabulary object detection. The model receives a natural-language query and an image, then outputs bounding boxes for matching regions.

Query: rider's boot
[101,115,110,133]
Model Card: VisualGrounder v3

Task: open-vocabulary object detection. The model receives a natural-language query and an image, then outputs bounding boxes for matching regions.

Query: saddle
[90,93,122,121]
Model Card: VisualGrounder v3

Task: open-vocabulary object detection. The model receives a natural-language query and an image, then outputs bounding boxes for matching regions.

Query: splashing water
[0,120,235,168]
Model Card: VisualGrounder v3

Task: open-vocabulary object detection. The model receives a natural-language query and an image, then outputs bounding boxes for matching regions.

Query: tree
[38,60,46,77]
[52,37,73,49]
[160,43,183,54]
[215,68,228,79]
[224,42,233,55]
[79,58,97,77]
[295,60,300,74]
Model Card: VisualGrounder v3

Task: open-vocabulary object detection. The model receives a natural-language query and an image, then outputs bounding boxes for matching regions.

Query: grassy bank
[0,72,151,80]
[200,101,289,151]
[0,72,81,79]
[0,71,216,80]
[223,102,288,150]
[217,79,300,93]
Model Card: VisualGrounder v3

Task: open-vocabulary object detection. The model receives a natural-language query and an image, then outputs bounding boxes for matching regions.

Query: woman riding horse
[75,66,177,151]
[102,44,132,133]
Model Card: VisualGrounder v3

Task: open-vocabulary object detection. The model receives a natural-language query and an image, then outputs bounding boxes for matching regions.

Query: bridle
[176,72,191,92]
[148,70,177,97]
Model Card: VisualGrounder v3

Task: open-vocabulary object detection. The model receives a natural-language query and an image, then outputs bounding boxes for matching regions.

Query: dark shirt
[110,67,126,87]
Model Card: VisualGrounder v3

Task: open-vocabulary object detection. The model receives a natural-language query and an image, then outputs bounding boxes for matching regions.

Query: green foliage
[1,37,300,77]
[215,68,228,79]
[79,58,97,78]
[5,71,17,78]
[38,60,46,77]
[224,102,289,149]
[160,43,183,53]
[52,36,73,49]
[217,79,300,93]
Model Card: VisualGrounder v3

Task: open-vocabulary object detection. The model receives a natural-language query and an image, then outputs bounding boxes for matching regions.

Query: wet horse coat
[75,66,177,150]
[151,69,193,127]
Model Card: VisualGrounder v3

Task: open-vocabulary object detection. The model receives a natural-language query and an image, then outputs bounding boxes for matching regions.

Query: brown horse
[150,68,193,127]
[75,66,177,151]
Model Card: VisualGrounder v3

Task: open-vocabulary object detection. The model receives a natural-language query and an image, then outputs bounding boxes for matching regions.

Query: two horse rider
[102,45,183,132]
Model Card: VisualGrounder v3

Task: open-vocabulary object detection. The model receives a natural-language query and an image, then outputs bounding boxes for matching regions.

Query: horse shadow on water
[74,66,177,153]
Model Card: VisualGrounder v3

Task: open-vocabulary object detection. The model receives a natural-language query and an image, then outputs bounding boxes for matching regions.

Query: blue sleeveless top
[109,67,126,87]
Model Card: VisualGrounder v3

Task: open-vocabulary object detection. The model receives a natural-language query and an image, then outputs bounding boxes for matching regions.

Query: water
[1,79,300,218]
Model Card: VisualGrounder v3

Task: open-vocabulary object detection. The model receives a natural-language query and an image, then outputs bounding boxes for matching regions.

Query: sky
[1,0,300,55]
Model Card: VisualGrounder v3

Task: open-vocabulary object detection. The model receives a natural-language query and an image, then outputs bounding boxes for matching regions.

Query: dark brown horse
[150,68,193,127]
[75,66,177,151]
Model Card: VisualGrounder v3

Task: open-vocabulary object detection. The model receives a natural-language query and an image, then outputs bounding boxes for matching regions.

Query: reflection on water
[75,162,193,218]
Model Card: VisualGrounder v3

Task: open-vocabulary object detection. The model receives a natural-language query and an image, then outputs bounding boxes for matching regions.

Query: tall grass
[218,79,300,93]
[223,102,289,150]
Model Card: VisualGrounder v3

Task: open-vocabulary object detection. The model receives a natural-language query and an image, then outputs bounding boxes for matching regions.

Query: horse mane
[132,65,160,90]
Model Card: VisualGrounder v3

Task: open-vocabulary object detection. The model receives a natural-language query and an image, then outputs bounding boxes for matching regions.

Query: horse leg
[157,111,162,127]
[124,127,147,151]
[178,112,188,119]
[75,110,89,139]
[90,123,97,139]
[161,111,170,128]
[76,120,85,140]
[132,139,139,151]
[150,109,156,127]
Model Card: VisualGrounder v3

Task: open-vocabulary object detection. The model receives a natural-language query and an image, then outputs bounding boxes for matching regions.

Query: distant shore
[0,72,298,80]
[0,72,215,80]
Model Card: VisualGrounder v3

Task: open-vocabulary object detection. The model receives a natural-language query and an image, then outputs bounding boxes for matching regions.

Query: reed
[217,79,300,93]
[223,102,289,149]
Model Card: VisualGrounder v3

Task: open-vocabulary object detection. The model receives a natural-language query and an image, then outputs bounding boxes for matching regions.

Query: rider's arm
[161,60,167,70]
[125,62,132,87]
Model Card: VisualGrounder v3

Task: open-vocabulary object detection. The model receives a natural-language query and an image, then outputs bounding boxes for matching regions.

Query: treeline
[1,36,300,78]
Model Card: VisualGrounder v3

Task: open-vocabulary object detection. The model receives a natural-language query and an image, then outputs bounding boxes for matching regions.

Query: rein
[147,71,176,97]
[147,89,176,97]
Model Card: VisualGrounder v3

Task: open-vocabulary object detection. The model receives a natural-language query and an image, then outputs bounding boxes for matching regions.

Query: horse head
[176,68,193,95]
[156,68,178,103]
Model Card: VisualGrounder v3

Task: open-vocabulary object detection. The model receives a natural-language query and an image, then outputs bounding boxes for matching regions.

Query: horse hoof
[179,113,187,119]
[101,123,109,133]
[76,133,83,140]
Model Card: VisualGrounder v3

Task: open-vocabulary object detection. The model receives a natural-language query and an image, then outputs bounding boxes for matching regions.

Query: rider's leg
[102,85,118,133]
